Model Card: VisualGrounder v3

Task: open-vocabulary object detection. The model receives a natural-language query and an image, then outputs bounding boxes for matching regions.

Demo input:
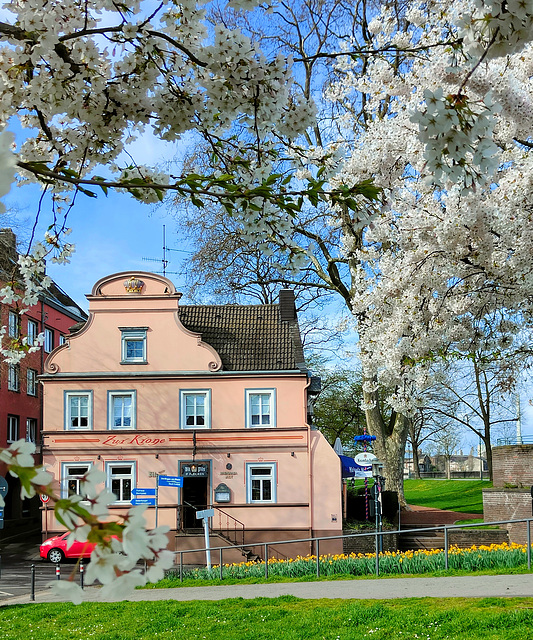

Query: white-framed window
[44,328,54,353]
[7,415,19,443]
[108,391,136,430]
[59,334,66,346]
[246,463,277,503]
[8,310,19,338]
[65,391,92,430]
[8,364,20,392]
[27,319,38,346]
[27,368,37,396]
[245,389,276,428]
[26,418,38,444]
[120,327,147,364]
[62,463,91,498]
[180,390,211,429]
[106,462,135,503]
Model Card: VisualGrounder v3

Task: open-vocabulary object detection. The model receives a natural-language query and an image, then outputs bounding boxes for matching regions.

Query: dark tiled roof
[179,303,306,372]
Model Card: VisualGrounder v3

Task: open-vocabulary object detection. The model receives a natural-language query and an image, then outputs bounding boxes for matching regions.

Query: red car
[40,532,117,563]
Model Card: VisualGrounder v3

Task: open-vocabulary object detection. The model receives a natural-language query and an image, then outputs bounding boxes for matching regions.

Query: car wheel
[48,548,65,564]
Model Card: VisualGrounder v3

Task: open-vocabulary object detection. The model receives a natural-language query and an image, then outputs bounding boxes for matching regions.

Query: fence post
[316,539,320,578]
[179,551,183,583]
[444,526,449,570]
[527,520,531,571]
[219,548,223,580]
[375,532,379,576]
[31,564,35,601]
[55,563,61,581]
[264,544,268,579]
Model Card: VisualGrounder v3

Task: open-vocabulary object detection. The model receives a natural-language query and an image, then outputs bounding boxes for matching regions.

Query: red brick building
[0,228,87,535]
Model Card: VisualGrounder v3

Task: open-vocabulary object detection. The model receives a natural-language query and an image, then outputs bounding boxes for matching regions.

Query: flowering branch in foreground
[0,440,174,603]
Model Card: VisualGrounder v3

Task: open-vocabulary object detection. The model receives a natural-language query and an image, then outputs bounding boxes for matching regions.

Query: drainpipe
[39,299,45,463]
[304,376,313,555]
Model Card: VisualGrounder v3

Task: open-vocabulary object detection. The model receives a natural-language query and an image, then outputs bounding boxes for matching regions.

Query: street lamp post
[371,462,385,552]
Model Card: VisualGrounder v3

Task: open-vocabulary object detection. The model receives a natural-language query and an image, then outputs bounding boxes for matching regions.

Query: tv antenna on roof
[142,225,190,276]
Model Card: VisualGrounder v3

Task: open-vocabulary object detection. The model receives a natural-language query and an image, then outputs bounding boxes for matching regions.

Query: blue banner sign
[131,497,157,506]
[158,475,183,488]
[132,488,156,496]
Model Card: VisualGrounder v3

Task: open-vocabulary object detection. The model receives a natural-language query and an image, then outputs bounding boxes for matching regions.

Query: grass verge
[2,597,533,639]
[403,479,491,513]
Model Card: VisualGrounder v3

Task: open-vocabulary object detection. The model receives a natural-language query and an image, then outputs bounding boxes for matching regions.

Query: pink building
[41,272,342,558]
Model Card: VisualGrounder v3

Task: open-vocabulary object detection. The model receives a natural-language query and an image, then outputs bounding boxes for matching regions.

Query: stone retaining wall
[492,445,533,488]
[448,528,509,547]
[342,531,399,554]
[483,488,532,544]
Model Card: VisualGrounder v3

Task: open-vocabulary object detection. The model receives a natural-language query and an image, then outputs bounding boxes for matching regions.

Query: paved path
[401,505,481,526]
[2,574,532,606]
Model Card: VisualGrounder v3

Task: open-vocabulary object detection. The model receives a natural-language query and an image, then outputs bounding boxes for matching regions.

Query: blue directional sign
[131,497,157,506]
[158,475,183,488]
[132,488,156,496]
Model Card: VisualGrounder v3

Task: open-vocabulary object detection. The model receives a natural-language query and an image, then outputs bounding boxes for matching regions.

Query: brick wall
[448,528,509,548]
[492,445,533,487]
[483,488,532,544]
[343,531,398,554]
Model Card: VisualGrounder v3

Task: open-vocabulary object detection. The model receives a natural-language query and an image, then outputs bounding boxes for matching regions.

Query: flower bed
[171,542,530,581]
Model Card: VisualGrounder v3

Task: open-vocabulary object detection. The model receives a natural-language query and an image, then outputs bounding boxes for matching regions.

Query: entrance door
[182,476,208,529]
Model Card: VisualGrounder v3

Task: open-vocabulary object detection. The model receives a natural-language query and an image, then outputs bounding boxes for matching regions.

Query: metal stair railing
[211,506,245,548]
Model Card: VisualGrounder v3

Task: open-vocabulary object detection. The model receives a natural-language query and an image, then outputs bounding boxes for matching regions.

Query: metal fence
[172,517,533,581]
[3,518,532,600]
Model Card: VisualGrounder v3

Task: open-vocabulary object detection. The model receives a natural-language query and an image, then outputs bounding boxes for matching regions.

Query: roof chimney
[0,228,18,276]
[279,289,296,322]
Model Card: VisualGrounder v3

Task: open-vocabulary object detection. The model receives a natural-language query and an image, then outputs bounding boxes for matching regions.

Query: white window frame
[106,461,136,504]
[65,391,93,430]
[27,368,37,396]
[59,334,66,346]
[44,328,54,353]
[8,364,19,392]
[27,319,38,346]
[180,389,211,429]
[120,327,147,364]
[8,310,19,338]
[62,462,92,498]
[246,462,277,503]
[7,415,19,443]
[245,389,276,428]
[108,390,136,430]
[26,418,38,444]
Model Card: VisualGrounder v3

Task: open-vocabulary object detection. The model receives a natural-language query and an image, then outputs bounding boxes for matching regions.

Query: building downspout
[39,299,45,463]
[304,376,313,555]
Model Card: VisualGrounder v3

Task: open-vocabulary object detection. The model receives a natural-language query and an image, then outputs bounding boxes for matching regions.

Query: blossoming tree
[1,0,533,598]
[172,0,533,500]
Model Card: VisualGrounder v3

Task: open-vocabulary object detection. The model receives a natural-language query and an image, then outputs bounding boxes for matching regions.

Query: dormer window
[120,327,147,364]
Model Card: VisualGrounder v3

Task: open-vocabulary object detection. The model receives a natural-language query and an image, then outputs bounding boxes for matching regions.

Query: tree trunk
[409,420,421,479]
[363,387,409,507]
[483,436,492,481]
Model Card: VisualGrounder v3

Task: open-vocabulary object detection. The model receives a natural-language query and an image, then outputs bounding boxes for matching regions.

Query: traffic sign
[0,476,8,497]
[132,488,156,496]
[158,475,183,488]
[196,508,214,519]
[40,494,50,504]
[131,497,157,506]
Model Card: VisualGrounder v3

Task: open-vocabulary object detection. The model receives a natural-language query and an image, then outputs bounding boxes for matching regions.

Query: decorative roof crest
[124,276,145,293]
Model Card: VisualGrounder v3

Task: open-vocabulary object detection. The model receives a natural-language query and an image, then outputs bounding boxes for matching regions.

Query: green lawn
[403,479,491,513]
[2,597,533,639]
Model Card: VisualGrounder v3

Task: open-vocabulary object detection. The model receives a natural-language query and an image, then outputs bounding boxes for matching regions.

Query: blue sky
[4,130,190,311]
